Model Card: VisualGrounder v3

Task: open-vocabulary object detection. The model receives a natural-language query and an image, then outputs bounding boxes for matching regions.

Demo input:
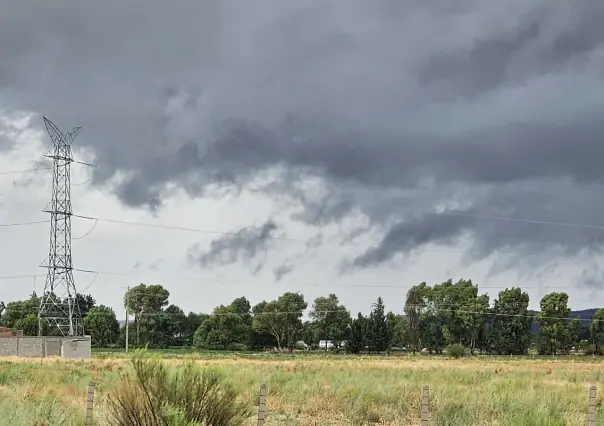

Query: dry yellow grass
[0,354,603,425]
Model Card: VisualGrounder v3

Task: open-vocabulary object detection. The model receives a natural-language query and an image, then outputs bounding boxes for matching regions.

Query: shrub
[226,343,247,352]
[584,345,604,356]
[445,344,466,359]
[106,355,252,426]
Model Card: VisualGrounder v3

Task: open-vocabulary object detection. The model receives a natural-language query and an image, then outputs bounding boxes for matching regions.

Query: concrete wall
[17,337,45,357]
[0,337,18,356]
[0,336,92,358]
[45,339,62,357]
[61,338,92,359]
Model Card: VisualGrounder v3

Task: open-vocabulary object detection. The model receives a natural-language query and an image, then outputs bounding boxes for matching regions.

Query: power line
[0,220,49,227]
[440,211,604,231]
[3,305,601,323]
[6,211,604,262]
[0,269,585,290]
[9,211,604,234]
[73,211,604,233]
[0,166,52,176]
[72,214,304,242]
[0,215,596,270]
[72,219,99,240]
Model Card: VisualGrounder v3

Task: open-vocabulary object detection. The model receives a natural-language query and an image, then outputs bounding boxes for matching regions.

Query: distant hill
[529,309,601,334]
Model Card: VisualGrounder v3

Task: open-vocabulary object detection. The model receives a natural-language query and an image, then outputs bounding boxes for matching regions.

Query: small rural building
[0,327,23,337]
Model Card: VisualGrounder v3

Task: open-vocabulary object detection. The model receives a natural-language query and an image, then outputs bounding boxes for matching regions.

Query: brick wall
[0,327,23,337]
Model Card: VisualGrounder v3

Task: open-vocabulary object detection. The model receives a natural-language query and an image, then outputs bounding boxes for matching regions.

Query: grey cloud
[306,234,323,250]
[133,258,165,271]
[575,265,604,290]
[187,221,278,271]
[2,1,604,280]
[273,262,294,281]
[351,213,471,268]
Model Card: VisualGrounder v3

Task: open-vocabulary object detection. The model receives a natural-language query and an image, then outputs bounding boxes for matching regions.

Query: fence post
[257,383,267,426]
[588,385,596,426]
[85,381,95,426]
[421,384,429,426]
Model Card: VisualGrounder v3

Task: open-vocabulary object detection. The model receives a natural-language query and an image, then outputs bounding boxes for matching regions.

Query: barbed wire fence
[79,381,599,425]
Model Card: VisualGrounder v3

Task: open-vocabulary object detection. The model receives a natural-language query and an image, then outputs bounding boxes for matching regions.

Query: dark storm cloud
[2,1,604,272]
[187,221,278,270]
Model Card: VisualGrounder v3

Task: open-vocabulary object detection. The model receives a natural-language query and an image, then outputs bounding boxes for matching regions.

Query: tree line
[1,279,604,355]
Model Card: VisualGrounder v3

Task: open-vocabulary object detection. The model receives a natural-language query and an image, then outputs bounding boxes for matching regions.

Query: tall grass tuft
[106,355,252,426]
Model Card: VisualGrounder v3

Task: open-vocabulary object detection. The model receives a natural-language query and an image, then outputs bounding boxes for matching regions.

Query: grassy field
[0,352,602,425]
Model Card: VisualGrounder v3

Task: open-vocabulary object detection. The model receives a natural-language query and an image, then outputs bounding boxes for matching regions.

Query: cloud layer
[187,221,278,272]
[2,1,604,276]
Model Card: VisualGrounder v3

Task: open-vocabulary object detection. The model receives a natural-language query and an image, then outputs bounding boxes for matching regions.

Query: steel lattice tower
[38,116,84,336]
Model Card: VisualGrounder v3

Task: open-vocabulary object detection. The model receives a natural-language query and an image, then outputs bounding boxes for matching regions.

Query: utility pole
[125,286,129,353]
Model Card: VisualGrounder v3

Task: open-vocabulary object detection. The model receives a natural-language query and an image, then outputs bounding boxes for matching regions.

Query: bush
[584,345,604,356]
[226,343,247,352]
[445,344,466,359]
[106,355,252,426]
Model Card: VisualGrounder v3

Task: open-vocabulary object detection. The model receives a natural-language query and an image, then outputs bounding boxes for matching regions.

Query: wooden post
[257,383,267,426]
[588,385,596,426]
[85,381,95,426]
[421,385,429,426]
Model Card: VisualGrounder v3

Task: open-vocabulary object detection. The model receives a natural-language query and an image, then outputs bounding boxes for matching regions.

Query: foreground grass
[0,354,602,425]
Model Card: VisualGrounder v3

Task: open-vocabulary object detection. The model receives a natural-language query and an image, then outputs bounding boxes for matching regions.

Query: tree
[537,292,571,355]
[309,294,350,352]
[590,309,604,354]
[227,297,253,347]
[404,283,430,354]
[566,318,582,352]
[432,278,482,347]
[74,293,96,318]
[15,314,46,336]
[1,292,40,330]
[252,292,307,351]
[346,313,366,354]
[490,288,532,355]
[386,312,409,349]
[420,290,445,354]
[368,297,389,353]
[301,320,318,349]
[85,305,120,347]
[249,302,276,350]
[163,304,187,346]
[462,293,490,355]
[193,299,251,350]
[124,284,170,347]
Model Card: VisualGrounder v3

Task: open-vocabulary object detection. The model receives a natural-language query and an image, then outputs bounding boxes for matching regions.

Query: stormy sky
[1,0,604,316]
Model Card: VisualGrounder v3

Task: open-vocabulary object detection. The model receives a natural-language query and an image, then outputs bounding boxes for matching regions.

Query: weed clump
[445,344,466,359]
[106,354,252,426]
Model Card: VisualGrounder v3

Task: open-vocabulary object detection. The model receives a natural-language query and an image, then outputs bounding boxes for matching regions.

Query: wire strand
[79,272,99,293]
[0,166,52,176]
[0,220,49,227]
[72,219,99,240]
[2,305,601,323]
[72,211,604,233]
[0,269,588,291]
[4,213,604,269]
